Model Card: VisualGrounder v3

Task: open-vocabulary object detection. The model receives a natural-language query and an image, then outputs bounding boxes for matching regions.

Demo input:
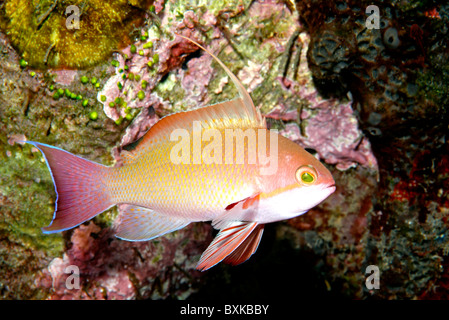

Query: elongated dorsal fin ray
[175,33,265,128]
[122,34,267,160]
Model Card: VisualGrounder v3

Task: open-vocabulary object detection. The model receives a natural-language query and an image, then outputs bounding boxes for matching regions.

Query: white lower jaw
[324,185,336,198]
[256,184,336,223]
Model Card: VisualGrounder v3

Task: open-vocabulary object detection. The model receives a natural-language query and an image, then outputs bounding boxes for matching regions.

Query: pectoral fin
[196,221,259,271]
[212,193,260,230]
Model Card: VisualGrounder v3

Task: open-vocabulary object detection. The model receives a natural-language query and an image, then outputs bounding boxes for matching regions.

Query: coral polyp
[0,0,153,69]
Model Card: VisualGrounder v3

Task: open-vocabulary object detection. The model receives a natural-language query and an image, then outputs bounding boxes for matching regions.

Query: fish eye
[295,165,317,186]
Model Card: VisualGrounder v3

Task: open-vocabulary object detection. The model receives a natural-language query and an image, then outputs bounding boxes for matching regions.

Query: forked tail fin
[27,142,114,233]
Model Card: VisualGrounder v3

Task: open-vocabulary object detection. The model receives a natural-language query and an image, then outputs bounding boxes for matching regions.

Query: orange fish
[25,35,335,270]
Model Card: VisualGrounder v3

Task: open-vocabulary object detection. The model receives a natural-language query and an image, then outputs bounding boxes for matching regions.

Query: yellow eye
[295,165,317,185]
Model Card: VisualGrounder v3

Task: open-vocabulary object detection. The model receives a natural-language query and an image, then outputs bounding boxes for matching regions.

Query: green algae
[0,82,119,235]
[0,32,125,297]
[0,0,153,69]
[0,145,64,255]
[0,143,64,299]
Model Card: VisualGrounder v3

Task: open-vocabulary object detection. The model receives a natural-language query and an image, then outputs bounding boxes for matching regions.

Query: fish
[25,34,336,271]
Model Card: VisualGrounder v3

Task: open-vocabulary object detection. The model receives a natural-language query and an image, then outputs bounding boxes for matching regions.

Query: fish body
[27,35,335,270]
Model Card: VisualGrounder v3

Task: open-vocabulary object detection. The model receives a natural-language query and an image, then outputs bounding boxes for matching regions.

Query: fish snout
[326,184,336,194]
[320,174,336,196]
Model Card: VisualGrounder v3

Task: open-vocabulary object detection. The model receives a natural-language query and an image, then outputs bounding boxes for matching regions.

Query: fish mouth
[326,184,336,194]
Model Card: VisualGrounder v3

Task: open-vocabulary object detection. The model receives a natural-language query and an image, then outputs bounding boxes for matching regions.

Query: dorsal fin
[175,33,265,127]
[124,34,266,160]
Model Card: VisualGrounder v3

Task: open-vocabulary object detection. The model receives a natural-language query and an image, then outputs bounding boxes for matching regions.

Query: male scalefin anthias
[24,34,336,271]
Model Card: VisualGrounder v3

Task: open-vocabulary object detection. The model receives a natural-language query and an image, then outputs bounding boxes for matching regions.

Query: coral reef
[295,0,449,298]
[1,0,448,300]
[99,0,374,172]
[301,0,446,137]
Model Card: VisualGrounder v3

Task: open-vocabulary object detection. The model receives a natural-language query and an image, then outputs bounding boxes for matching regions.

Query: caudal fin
[27,142,114,233]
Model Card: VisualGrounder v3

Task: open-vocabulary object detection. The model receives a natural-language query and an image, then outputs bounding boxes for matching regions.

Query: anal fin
[115,204,190,241]
[196,221,259,271]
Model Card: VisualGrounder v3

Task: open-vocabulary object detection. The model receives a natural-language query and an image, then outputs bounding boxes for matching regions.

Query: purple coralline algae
[35,221,212,300]
[274,65,377,171]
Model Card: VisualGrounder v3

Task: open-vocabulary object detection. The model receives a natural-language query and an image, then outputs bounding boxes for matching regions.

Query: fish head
[291,161,336,211]
[259,135,336,221]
